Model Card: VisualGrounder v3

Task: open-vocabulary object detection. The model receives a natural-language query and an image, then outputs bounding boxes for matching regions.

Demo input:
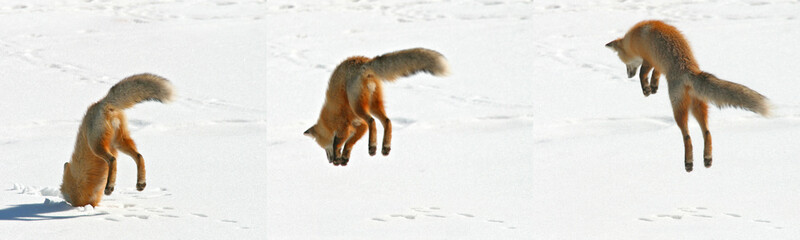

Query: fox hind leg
[105,149,118,195]
[690,97,712,168]
[352,107,377,157]
[366,116,378,156]
[672,88,694,172]
[351,82,379,157]
[114,121,147,191]
[370,84,392,156]
[88,133,118,195]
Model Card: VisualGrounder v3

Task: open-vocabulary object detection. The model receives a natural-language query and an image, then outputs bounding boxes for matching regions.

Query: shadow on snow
[0,201,104,221]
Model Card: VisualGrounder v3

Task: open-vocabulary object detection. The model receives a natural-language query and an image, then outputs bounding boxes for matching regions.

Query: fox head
[606,39,642,78]
[304,124,336,161]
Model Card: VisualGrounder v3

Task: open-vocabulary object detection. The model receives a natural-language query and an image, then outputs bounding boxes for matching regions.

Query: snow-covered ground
[3,0,800,239]
[267,0,800,239]
[1,1,266,239]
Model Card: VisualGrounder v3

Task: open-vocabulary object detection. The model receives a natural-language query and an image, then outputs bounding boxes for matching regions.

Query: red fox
[304,48,449,166]
[606,20,770,172]
[60,73,173,206]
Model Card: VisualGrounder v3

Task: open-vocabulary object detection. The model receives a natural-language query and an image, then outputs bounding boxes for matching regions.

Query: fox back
[606,20,700,78]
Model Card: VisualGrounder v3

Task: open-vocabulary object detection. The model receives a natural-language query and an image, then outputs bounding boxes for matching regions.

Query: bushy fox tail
[101,73,174,109]
[691,71,770,116]
[366,48,449,81]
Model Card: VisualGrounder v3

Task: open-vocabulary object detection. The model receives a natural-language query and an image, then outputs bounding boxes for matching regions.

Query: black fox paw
[332,157,348,166]
[136,182,146,191]
[382,146,391,156]
[704,158,712,168]
[369,146,377,156]
[685,162,693,172]
[650,86,658,94]
[104,186,115,195]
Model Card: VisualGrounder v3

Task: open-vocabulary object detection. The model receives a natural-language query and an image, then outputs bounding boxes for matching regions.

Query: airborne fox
[606,20,770,172]
[61,73,173,206]
[304,48,449,166]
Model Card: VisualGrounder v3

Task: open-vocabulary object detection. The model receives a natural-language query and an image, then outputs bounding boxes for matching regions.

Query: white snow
[2,0,799,239]
[1,1,266,239]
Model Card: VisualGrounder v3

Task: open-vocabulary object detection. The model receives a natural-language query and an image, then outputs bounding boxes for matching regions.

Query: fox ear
[303,125,316,138]
[605,39,620,49]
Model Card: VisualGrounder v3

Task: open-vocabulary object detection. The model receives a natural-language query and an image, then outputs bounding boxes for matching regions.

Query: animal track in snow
[375,207,515,230]
[657,214,682,220]
[390,214,415,220]
[410,207,431,213]
[8,183,248,229]
[639,206,783,229]
[128,187,172,200]
[124,214,149,219]
[100,194,248,229]
[0,38,110,84]
[181,96,266,114]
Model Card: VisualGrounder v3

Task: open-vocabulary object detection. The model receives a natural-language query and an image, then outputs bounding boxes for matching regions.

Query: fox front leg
[639,60,655,97]
[649,69,661,95]
[329,136,349,166]
[114,130,146,191]
[90,140,117,195]
[325,136,339,164]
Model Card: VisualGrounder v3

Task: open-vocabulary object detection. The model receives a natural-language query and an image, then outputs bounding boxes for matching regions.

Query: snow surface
[1,1,266,239]
[3,0,800,239]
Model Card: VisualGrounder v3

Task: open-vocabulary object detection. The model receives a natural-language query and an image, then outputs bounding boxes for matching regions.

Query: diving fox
[61,73,173,206]
[606,20,770,172]
[304,48,449,166]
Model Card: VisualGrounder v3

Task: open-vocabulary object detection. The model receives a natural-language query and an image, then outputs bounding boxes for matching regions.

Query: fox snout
[605,39,640,78]
[627,64,638,78]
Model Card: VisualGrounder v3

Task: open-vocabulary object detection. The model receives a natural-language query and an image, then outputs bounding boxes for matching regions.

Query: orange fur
[607,20,768,172]
[304,48,448,166]
[61,73,172,206]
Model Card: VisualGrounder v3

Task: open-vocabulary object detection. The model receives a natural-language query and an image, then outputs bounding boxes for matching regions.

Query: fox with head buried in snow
[60,73,173,207]
[606,20,770,172]
[304,48,449,166]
